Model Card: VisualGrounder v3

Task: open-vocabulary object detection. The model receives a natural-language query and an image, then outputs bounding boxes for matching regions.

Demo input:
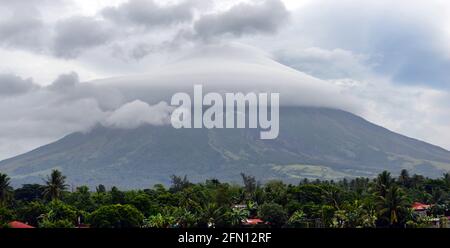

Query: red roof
[243,219,264,225]
[412,202,431,211]
[8,221,35,228]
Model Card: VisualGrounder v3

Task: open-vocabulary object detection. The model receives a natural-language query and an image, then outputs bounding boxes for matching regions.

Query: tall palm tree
[0,173,13,207]
[376,185,409,227]
[443,173,450,188]
[43,170,68,200]
[431,188,444,204]
[374,171,393,198]
[322,186,342,210]
[398,169,411,188]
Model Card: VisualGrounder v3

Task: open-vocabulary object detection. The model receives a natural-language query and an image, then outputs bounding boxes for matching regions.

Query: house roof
[243,219,264,225]
[412,202,431,211]
[8,221,35,228]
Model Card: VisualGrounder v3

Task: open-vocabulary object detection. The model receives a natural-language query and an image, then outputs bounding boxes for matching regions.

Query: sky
[1,0,450,159]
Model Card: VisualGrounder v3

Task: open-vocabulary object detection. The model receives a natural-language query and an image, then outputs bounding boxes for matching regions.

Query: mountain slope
[1,107,449,188]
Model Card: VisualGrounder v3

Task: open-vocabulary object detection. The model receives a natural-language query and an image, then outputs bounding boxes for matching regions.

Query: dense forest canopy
[1,170,449,228]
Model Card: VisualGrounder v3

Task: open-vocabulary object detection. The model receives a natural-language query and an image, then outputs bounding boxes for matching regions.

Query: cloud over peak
[104,100,173,129]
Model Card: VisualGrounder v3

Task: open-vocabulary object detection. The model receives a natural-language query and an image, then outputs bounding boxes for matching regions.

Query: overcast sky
[1,0,450,159]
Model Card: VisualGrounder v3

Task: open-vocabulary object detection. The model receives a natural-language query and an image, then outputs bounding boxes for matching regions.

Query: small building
[242,218,264,226]
[412,202,431,211]
[412,202,431,216]
[8,221,35,228]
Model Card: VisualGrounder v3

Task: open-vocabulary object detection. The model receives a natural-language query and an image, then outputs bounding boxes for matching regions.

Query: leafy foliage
[43,170,68,200]
[89,204,144,228]
[2,169,450,228]
[0,173,13,207]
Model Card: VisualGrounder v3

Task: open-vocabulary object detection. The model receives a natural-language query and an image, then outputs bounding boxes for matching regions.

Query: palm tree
[0,173,13,207]
[398,169,411,188]
[172,208,198,228]
[343,200,377,228]
[376,185,409,227]
[431,188,444,204]
[144,213,176,228]
[43,170,68,200]
[287,210,306,227]
[443,173,450,188]
[322,186,342,210]
[194,202,225,227]
[374,171,393,198]
[227,208,249,227]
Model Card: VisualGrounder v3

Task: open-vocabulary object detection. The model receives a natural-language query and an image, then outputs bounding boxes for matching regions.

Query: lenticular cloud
[91,43,358,113]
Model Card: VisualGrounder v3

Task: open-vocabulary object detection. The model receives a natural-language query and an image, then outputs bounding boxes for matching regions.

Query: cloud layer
[0,71,173,159]
[0,0,289,61]
[272,0,450,88]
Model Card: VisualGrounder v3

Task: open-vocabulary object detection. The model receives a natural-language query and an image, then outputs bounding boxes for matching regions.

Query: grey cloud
[285,0,450,88]
[193,0,289,40]
[46,72,124,110]
[101,0,197,29]
[0,71,126,159]
[0,74,107,159]
[0,7,47,51]
[47,71,79,91]
[0,74,39,96]
[0,0,114,58]
[0,0,290,60]
[0,69,176,159]
[0,0,64,7]
[53,16,114,58]
[129,43,155,60]
[0,0,197,60]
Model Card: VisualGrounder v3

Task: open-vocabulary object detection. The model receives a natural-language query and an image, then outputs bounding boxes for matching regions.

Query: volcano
[1,44,449,188]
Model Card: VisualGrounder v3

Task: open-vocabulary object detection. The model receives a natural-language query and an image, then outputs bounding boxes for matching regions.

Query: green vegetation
[0,169,449,228]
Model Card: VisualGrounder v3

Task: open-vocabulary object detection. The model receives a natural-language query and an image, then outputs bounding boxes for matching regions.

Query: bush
[46,200,78,224]
[125,191,158,216]
[0,207,15,225]
[88,204,144,228]
[258,203,288,227]
[39,219,75,228]
[16,201,48,227]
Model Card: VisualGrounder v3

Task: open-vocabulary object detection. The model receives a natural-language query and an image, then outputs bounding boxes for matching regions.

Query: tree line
[0,169,449,228]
